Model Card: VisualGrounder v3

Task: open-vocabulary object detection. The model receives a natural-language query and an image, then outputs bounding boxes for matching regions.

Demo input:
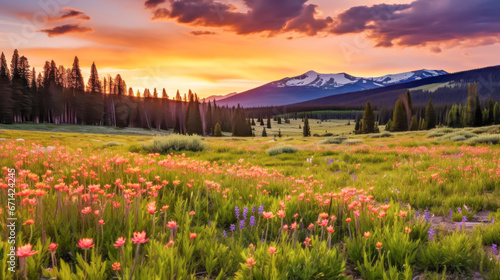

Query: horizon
[1,0,500,97]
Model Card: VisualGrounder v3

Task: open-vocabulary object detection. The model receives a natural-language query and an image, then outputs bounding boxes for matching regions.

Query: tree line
[0,50,252,136]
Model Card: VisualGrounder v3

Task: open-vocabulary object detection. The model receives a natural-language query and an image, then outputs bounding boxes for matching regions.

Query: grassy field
[0,121,499,279]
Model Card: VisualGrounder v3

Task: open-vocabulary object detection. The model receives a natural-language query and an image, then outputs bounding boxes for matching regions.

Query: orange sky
[1,0,500,97]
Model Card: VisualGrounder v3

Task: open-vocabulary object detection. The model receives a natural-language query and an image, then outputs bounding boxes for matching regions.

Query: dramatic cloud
[149,0,332,36]
[331,0,500,49]
[39,24,94,37]
[190,30,216,36]
[145,0,166,9]
[44,8,91,22]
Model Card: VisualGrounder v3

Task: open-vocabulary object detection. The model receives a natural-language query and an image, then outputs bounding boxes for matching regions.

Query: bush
[102,141,123,148]
[369,132,393,138]
[142,134,207,153]
[266,145,299,156]
[467,135,500,145]
[320,136,347,144]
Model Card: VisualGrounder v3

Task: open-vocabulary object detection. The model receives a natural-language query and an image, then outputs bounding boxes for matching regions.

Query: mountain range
[216,69,448,107]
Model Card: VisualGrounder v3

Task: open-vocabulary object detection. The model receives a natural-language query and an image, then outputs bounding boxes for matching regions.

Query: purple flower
[243,207,248,220]
[208,220,211,227]
[449,209,453,219]
[223,230,227,237]
[235,206,240,218]
[428,229,435,242]
[458,207,462,214]
[493,244,498,255]
[424,209,432,223]
[258,204,264,215]
[249,216,255,227]
[230,224,236,232]
[239,220,245,229]
[252,205,256,214]
[415,210,420,218]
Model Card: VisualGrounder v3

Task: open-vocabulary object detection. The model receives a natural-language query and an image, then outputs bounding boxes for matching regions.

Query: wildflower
[189,211,195,215]
[114,237,126,248]
[376,242,382,249]
[112,262,121,271]
[235,206,240,218]
[449,209,453,219]
[99,219,105,225]
[78,238,94,249]
[190,233,197,239]
[243,207,248,220]
[381,204,390,210]
[23,219,34,226]
[48,243,58,251]
[249,216,256,227]
[492,244,498,255]
[245,257,256,266]
[277,210,286,218]
[252,205,256,214]
[240,219,245,229]
[346,218,352,223]
[363,232,370,238]
[283,224,289,230]
[428,229,435,241]
[258,204,264,215]
[405,227,412,234]
[230,224,236,232]
[304,237,312,247]
[268,246,276,255]
[131,231,149,244]
[319,212,328,219]
[327,226,335,233]
[263,211,274,219]
[94,210,100,216]
[165,240,175,248]
[147,201,156,214]
[167,221,177,228]
[16,244,38,258]
[223,230,227,237]
[307,223,314,230]
[81,207,91,214]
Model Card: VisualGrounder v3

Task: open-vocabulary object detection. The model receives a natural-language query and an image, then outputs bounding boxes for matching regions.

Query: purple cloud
[39,24,94,37]
[331,0,500,49]
[150,0,332,36]
[44,7,91,22]
[145,0,166,9]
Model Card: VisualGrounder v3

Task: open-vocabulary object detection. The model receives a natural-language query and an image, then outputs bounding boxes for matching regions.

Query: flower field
[1,126,500,279]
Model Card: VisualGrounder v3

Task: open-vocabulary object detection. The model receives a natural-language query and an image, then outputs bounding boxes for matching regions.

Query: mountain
[203,92,238,102]
[290,65,500,108]
[218,69,447,107]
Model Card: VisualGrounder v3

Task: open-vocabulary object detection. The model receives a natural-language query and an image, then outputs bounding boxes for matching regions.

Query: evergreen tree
[262,127,267,137]
[260,118,264,126]
[251,118,255,126]
[69,56,84,90]
[409,116,418,131]
[267,117,271,129]
[494,102,500,125]
[354,115,360,133]
[185,92,203,135]
[0,52,13,123]
[466,83,479,126]
[424,99,436,130]
[214,122,222,137]
[361,101,375,134]
[86,62,104,124]
[391,99,408,132]
[232,104,252,137]
[303,116,311,137]
[385,119,392,131]
[278,129,282,138]
[277,117,282,124]
[205,101,213,135]
[486,98,494,125]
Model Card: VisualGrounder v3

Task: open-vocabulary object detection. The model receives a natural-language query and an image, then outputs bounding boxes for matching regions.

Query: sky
[1,0,500,98]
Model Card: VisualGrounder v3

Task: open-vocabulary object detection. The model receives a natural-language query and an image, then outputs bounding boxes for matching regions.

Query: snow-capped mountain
[274,69,448,89]
[217,69,447,107]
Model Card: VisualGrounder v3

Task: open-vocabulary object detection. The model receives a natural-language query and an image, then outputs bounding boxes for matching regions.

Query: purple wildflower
[208,220,211,227]
[223,230,227,237]
[252,205,256,214]
[249,216,255,227]
[449,209,453,219]
[240,220,245,229]
[230,224,236,232]
[235,206,240,218]
[493,244,498,255]
[243,207,248,220]
[258,204,264,215]
[428,229,435,241]
[458,207,462,214]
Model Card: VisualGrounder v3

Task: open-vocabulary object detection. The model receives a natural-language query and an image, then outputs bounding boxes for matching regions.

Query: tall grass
[142,134,207,153]
[266,145,299,155]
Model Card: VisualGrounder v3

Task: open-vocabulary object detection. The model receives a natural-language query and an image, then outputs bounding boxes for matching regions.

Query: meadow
[0,121,500,280]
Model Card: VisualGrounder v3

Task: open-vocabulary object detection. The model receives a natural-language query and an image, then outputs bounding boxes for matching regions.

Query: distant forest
[0,50,252,136]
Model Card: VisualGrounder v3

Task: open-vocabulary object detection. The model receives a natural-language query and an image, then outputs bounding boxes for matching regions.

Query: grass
[0,121,499,279]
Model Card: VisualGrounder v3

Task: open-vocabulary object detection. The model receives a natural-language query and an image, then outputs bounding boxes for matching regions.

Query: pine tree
[361,101,375,134]
[205,101,213,135]
[277,117,282,124]
[86,62,104,125]
[486,98,494,125]
[409,116,418,131]
[467,83,479,126]
[260,118,264,126]
[262,127,267,137]
[214,122,222,137]
[354,115,360,133]
[278,129,282,138]
[424,99,436,130]
[494,102,500,125]
[385,119,392,131]
[185,92,204,135]
[70,56,84,91]
[267,117,271,129]
[0,52,13,123]
[303,116,311,137]
[391,99,408,132]
[251,118,255,126]
[232,104,252,137]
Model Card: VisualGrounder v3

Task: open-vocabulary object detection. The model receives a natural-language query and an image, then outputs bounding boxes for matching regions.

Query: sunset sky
[1,0,500,97]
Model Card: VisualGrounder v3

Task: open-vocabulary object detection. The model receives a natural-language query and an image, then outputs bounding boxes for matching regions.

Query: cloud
[149,0,332,36]
[44,7,91,22]
[145,0,166,9]
[190,30,216,36]
[330,0,500,49]
[39,24,94,37]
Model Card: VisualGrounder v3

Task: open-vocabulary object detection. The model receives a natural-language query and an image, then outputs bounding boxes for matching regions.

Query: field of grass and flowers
[1,122,500,279]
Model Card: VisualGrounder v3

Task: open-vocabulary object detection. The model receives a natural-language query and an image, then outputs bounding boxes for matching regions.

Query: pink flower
[268,246,276,255]
[114,237,126,248]
[131,231,149,244]
[147,201,156,215]
[167,221,177,228]
[99,219,105,225]
[16,244,38,258]
[78,238,94,249]
[190,233,197,239]
[48,243,58,251]
[165,240,175,248]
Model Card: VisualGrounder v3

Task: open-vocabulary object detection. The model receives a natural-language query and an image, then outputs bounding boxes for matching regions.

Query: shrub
[266,145,299,156]
[369,132,393,138]
[142,134,206,153]
[467,135,500,145]
[320,136,347,144]
[344,139,363,145]
[102,141,123,148]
